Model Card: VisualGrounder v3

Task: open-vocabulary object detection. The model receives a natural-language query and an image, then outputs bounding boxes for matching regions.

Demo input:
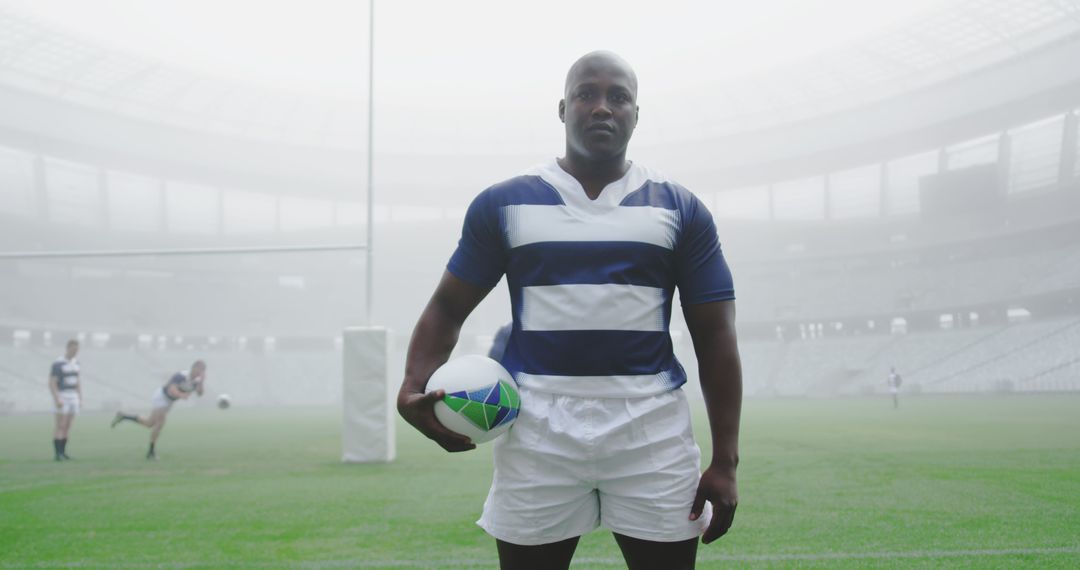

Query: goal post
[342,326,395,463]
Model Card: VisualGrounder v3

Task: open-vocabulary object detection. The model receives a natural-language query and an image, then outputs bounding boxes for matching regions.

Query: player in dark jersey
[48,339,81,461]
[111,360,206,459]
[399,51,742,570]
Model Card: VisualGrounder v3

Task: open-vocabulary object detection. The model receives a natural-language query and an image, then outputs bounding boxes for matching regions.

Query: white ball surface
[425,355,520,444]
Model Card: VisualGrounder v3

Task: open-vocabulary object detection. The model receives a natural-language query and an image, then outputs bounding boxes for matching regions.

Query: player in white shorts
[111,360,206,459]
[399,51,743,570]
[887,366,903,409]
[48,339,82,461]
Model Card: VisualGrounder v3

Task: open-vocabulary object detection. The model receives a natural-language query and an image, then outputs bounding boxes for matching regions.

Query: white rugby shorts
[477,387,711,545]
[150,388,174,410]
[57,391,80,415]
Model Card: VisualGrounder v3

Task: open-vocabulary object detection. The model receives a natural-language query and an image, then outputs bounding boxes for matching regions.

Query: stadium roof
[0,0,1078,150]
[688,0,1080,138]
[0,6,364,149]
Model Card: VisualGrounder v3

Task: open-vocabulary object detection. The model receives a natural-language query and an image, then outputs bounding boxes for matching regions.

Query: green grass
[2,395,1079,569]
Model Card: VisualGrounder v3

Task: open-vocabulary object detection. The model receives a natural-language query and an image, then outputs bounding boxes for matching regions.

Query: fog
[1,0,1079,413]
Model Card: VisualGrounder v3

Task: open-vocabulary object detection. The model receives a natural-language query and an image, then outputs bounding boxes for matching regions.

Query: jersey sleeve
[675,194,735,305]
[446,189,507,289]
[50,361,63,379]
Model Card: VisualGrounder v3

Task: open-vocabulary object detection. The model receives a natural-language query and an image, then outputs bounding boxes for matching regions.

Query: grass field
[2,394,1079,569]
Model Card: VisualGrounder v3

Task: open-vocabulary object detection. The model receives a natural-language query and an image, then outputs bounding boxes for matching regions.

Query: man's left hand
[690,463,738,544]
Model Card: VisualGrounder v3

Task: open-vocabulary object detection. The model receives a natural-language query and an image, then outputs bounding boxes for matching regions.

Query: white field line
[3,546,1079,569]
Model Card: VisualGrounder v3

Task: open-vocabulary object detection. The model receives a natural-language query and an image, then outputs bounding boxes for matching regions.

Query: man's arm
[398,271,492,452]
[684,300,742,544]
[166,384,187,400]
[48,371,61,409]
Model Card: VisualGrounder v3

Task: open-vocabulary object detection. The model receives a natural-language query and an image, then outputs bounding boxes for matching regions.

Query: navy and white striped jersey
[163,371,198,401]
[448,159,735,398]
[50,357,80,391]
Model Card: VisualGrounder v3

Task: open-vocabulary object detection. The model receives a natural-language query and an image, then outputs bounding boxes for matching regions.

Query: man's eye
[577,91,592,100]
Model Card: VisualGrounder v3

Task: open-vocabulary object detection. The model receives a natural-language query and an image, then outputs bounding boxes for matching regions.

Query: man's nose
[590,100,613,119]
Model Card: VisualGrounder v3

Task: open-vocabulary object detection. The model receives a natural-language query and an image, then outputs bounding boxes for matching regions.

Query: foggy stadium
[1,0,1079,568]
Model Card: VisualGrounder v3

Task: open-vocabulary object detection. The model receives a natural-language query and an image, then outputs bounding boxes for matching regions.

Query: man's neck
[558,153,630,200]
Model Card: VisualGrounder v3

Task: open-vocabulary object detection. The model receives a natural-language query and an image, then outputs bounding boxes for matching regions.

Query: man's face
[65,342,78,359]
[560,58,638,161]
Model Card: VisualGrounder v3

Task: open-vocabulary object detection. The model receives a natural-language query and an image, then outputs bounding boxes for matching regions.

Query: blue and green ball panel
[445,380,520,432]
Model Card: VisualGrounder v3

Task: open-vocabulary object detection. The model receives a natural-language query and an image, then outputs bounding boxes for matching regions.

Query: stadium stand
[2,2,1079,406]
[717,317,1080,399]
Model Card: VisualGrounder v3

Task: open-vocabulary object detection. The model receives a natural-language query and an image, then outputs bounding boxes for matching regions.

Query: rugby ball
[425,355,520,443]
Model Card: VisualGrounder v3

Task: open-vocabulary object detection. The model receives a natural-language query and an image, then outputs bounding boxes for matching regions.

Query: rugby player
[48,339,82,461]
[399,51,743,570]
[111,360,206,460]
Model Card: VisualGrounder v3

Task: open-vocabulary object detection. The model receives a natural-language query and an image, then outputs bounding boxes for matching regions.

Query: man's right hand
[54,399,62,410]
[397,389,476,453]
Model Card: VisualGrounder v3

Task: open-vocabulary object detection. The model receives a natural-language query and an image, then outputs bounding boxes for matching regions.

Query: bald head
[563,51,638,99]
[559,50,640,165]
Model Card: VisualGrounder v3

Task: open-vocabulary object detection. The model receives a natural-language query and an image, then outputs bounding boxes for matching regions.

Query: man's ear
[558,99,566,123]
[635,105,640,127]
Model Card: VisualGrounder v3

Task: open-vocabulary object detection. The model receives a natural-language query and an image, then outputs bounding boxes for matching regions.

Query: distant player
[887,366,902,409]
[48,339,82,461]
[111,360,206,459]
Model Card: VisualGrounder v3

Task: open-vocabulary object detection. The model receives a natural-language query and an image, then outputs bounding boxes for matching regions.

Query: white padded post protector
[342,326,396,463]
